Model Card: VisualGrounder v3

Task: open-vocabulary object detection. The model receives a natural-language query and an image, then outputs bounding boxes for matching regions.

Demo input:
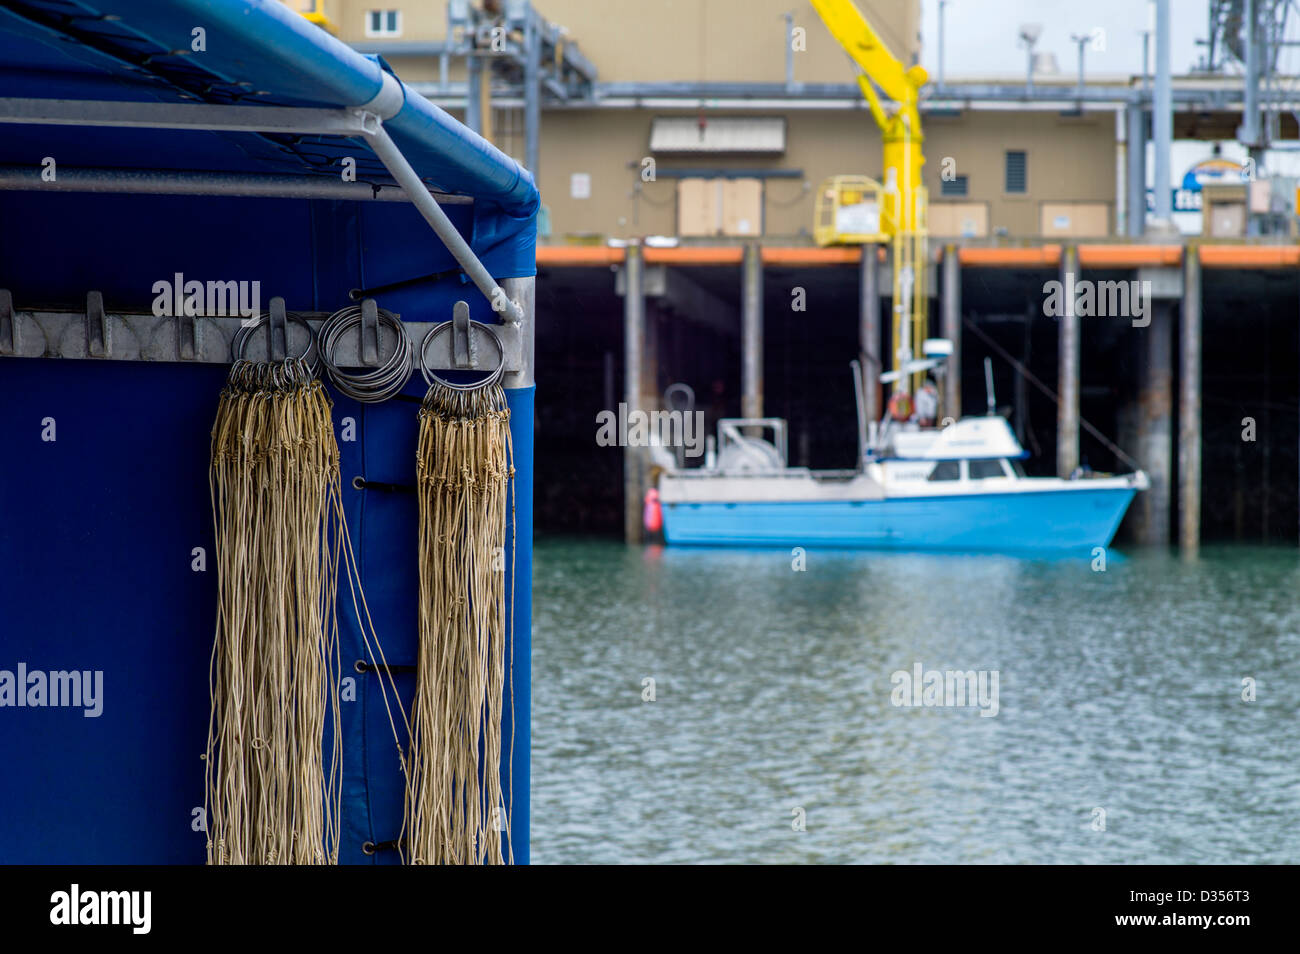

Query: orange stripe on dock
[1198,245,1300,267]
[957,245,1061,267]
[643,246,744,265]
[1077,245,1181,267]
[761,247,866,266]
[535,246,625,266]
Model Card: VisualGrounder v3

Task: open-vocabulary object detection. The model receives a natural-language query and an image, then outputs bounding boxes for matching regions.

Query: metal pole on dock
[624,243,645,544]
[1057,245,1080,477]
[1179,245,1202,555]
[941,243,961,421]
[860,243,880,425]
[1137,302,1174,546]
[741,242,764,421]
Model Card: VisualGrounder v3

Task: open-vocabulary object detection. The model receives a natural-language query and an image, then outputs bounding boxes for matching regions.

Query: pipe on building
[741,242,764,422]
[784,12,796,93]
[860,243,880,426]
[1179,247,1202,555]
[1057,245,1080,478]
[941,244,961,421]
[524,9,541,177]
[1152,0,1172,223]
[466,49,482,135]
[1115,109,1127,236]
[1126,101,1147,238]
[624,243,645,544]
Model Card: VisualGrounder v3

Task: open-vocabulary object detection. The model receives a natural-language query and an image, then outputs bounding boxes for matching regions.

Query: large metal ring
[232,311,320,377]
[318,304,413,404]
[418,320,506,392]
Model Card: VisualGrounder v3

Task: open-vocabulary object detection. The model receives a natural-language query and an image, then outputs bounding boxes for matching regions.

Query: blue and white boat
[657,359,1148,553]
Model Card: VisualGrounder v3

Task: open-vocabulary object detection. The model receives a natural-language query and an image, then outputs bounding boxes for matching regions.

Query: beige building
[284,0,1119,242]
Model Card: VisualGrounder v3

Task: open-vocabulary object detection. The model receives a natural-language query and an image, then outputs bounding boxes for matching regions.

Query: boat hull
[661,485,1138,552]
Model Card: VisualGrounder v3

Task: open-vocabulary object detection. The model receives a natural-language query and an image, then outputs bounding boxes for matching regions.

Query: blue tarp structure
[0,0,535,863]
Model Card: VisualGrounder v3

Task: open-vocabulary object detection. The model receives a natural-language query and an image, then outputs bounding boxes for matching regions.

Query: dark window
[940,174,968,197]
[1005,151,1027,193]
[969,459,1005,480]
[928,460,961,482]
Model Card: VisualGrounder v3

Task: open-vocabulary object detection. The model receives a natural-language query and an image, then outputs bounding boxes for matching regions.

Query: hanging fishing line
[404,325,515,865]
[205,346,409,865]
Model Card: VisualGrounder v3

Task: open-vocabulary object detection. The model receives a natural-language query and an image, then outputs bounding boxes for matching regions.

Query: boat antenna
[984,356,996,415]
[965,317,1142,472]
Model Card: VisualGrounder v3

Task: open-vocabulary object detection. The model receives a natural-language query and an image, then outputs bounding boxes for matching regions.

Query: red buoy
[643,487,663,534]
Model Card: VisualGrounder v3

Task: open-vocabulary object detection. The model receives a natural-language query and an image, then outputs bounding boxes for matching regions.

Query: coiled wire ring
[232,311,321,377]
[318,304,413,404]
[418,320,506,392]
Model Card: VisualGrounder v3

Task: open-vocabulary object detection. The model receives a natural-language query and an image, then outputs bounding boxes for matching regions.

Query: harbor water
[532,539,1300,864]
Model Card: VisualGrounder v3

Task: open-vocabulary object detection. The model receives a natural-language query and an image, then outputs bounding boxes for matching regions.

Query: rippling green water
[531,539,1300,864]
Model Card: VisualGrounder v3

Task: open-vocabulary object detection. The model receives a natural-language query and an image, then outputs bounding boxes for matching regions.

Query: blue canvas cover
[0,0,535,863]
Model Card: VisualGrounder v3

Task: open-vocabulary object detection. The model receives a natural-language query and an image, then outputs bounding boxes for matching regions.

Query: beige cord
[204,361,404,865]
[404,381,514,865]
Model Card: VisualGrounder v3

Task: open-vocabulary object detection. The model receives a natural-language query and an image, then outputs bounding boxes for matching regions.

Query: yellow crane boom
[810,0,930,396]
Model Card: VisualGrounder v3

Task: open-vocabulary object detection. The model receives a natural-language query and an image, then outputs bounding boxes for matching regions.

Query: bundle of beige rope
[405,380,515,865]
[204,358,345,865]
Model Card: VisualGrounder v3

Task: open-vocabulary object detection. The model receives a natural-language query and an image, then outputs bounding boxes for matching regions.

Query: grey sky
[919,0,1214,79]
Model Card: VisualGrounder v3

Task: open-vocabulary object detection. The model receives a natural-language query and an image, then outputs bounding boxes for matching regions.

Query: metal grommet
[354,659,367,674]
[418,320,506,391]
[352,475,366,490]
[361,841,376,855]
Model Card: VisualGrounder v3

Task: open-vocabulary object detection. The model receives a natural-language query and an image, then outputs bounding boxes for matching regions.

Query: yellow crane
[810,0,929,398]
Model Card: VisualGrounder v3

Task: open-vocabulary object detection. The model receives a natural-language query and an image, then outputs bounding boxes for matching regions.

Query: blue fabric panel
[502,386,533,864]
[0,192,533,313]
[0,361,534,864]
[0,360,225,863]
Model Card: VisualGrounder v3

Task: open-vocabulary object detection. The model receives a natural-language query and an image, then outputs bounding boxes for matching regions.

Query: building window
[968,459,1005,480]
[928,460,961,482]
[940,174,968,197]
[365,10,401,37]
[1005,151,1027,193]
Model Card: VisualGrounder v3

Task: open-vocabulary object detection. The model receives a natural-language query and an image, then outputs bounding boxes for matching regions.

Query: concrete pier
[1057,245,1080,477]
[1180,247,1202,554]
[741,242,764,421]
[941,244,961,421]
[623,243,645,543]
[1135,301,1174,546]
[860,243,880,425]
[533,240,1300,544]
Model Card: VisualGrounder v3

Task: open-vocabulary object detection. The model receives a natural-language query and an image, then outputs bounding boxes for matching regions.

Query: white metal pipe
[0,97,369,137]
[0,166,471,203]
[365,122,523,325]
[1153,0,1172,221]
